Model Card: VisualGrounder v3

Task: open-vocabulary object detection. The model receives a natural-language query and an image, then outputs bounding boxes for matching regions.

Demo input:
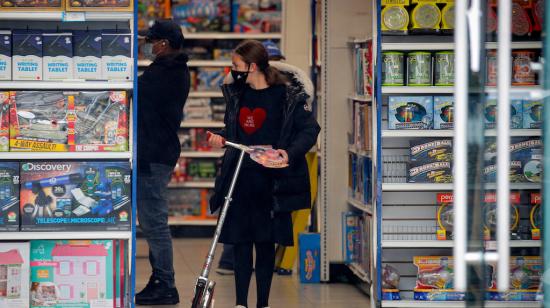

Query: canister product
[440,3,455,31]
[512,50,536,86]
[410,3,441,31]
[511,1,532,37]
[381,5,409,33]
[382,51,405,86]
[407,51,432,86]
[486,50,497,86]
[434,51,454,86]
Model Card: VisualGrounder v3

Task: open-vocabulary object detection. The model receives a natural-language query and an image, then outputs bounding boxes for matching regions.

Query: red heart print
[239,107,267,135]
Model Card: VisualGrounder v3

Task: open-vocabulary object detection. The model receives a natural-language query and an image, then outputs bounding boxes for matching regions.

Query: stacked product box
[42,32,74,81]
[484,137,542,183]
[408,138,453,183]
[0,30,11,81]
[348,153,372,204]
[523,100,543,129]
[486,256,542,301]
[20,161,131,231]
[342,211,362,264]
[433,96,454,129]
[73,30,103,81]
[484,97,523,129]
[388,96,433,130]
[414,256,465,301]
[0,242,30,308]
[66,0,133,11]
[101,31,132,81]
[0,0,63,9]
[0,162,20,232]
[12,30,42,81]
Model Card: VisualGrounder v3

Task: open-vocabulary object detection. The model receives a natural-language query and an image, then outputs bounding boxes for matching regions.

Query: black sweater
[137,52,190,170]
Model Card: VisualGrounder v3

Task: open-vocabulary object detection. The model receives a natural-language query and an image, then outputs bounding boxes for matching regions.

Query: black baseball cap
[141,20,184,49]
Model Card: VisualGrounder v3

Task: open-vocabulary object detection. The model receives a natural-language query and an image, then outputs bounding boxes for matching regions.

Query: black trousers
[234,242,275,308]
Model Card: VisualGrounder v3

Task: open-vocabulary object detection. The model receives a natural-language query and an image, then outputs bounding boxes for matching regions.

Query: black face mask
[231,65,250,87]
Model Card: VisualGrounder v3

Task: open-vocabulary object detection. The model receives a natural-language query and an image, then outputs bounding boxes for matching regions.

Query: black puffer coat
[210,65,320,214]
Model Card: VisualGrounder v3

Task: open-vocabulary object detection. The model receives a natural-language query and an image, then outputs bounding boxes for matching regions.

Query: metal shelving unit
[347,198,373,215]
[381,301,542,308]
[168,218,217,226]
[347,262,372,284]
[382,183,541,191]
[349,94,372,102]
[382,86,454,94]
[6,231,132,240]
[382,240,541,249]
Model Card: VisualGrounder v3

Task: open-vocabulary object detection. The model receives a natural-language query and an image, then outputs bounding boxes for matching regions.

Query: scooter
[191,138,287,308]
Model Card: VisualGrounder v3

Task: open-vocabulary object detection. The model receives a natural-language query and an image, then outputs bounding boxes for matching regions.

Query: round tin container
[434,51,454,86]
[407,51,432,86]
[382,51,405,86]
[512,50,536,86]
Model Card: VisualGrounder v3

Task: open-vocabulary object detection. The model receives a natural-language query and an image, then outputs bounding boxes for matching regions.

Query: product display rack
[0,5,138,308]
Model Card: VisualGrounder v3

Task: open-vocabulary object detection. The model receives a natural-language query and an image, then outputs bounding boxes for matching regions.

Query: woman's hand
[276,149,289,164]
[207,131,225,148]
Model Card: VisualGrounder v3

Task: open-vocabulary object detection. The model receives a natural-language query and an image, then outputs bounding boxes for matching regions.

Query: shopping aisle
[135,238,371,308]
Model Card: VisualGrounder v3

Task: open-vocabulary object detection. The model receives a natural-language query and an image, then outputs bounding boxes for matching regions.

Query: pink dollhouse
[51,244,108,303]
[0,249,24,299]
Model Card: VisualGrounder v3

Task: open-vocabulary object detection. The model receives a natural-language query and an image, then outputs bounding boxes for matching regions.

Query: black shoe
[135,278,179,306]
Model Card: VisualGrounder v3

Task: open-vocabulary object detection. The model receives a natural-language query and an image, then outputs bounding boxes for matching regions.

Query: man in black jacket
[136,20,190,306]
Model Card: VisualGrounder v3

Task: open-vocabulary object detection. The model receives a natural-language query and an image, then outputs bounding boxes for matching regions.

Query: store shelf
[383,183,541,191]
[189,91,224,98]
[0,11,132,21]
[348,145,371,157]
[0,81,133,90]
[382,240,541,249]
[188,60,232,67]
[381,300,542,307]
[168,181,215,189]
[349,94,372,102]
[347,198,373,215]
[381,41,543,51]
[382,129,541,138]
[0,231,132,240]
[168,218,217,226]
[180,151,224,158]
[181,121,225,128]
[183,32,282,40]
[382,86,454,94]
[346,262,371,284]
[0,152,132,160]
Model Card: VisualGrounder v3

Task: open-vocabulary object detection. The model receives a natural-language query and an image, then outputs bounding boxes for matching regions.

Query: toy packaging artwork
[342,212,361,264]
[484,137,542,183]
[0,30,11,81]
[0,242,30,308]
[183,99,213,122]
[0,0,62,9]
[487,256,542,301]
[523,100,543,129]
[382,264,401,300]
[29,240,118,308]
[0,92,10,152]
[298,232,321,283]
[101,31,132,81]
[0,162,20,232]
[73,30,102,81]
[433,96,454,129]
[20,161,131,231]
[482,191,521,241]
[73,91,129,152]
[12,30,42,81]
[67,0,132,11]
[409,138,452,164]
[233,0,283,33]
[10,91,70,152]
[484,97,523,129]
[414,256,465,301]
[530,192,542,240]
[408,161,452,183]
[43,32,74,81]
[192,68,226,91]
[388,96,433,130]
[172,0,231,33]
[436,193,453,240]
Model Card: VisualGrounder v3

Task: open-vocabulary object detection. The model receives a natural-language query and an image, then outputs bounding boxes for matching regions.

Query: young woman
[208,40,320,308]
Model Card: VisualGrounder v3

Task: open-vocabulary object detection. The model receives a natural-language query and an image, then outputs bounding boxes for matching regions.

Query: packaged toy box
[298,232,320,283]
[172,0,231,33]
[192,68,226,91]
[10,91,70,152]
[523,100,543,129]
[30,240,118,308]
[484,137,542,183]
[414,256,465,301]
[73,91,129,152]
[436,193,453,240]
[408,138,453,183]
[43,32,74,81]
[484,97,523,129]
[342,212,361,264]
[0,242,30,308]
[0,30,11,81]
[486,256,542,301]
[73,30,102,81]
[0,0,63,9]
[433,96,453,129]
[233,0,283,33]
[101,31,132,81]
[388,96,433,130]
[12,30,42,81]
[482,191,521,241]
[20,161,131,231]
[67,0,132,11]
[0,92,10,151]
[382,264,401,300]
[0,162,20,231]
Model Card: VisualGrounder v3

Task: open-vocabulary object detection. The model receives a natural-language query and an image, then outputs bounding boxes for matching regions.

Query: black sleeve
[286,101,321,164]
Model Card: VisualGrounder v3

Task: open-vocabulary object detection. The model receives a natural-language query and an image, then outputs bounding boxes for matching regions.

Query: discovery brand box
[0,162,20,231]
[42,32,74,81]
[12,30,42,81]
[73,30,102,80]
[101,31,132,81]
[0,30,11,80]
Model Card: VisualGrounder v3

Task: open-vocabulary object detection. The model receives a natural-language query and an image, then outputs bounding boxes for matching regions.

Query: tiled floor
[135,238,372,308]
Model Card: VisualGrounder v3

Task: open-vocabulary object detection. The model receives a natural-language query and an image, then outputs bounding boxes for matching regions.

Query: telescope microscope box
[0,162,19,231]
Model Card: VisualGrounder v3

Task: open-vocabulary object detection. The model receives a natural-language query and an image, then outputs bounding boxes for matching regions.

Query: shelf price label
[62,12,86,22]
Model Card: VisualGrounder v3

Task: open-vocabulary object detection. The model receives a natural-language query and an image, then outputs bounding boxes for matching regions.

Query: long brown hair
[234,40,287,86]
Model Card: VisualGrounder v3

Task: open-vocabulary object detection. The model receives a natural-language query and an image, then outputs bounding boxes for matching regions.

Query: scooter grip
[206,131,226,145]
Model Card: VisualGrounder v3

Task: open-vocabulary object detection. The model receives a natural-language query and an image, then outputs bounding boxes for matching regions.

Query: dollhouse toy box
[0,242,30,308]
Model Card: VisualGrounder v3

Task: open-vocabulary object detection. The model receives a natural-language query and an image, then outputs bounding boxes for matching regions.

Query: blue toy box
[484,98,523,129]
[433,96,454,130]
[388,96,433,130]
[342,212,361,263]
[298,233,321,283]
[523,100,543,129]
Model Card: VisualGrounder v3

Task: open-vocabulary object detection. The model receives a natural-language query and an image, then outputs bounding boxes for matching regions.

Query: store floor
[135,238,371,308]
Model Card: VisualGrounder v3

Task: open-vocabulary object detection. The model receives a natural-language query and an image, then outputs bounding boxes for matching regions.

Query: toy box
[67,0,132,11]
[12,30,42,81]
[433,96,453,129]
[0,242,30,308]
[73,30,102,81]
[298,233,320,283]
[20,161,131,231]
[43,32,74,81]
[523,100,543,129]
[101,31,132,81]
[193,68,225,91]
[30,240,117,308]
[0,162,19,231]
[342,212,361,264]
[482,192,521,241]
[486,256,542,301]
[436,193,453,240]
[382,264,401,300]
[0,0,63,9]
[73,91,129,152]
[484,98,523,129]
[233,0,283,33]
[483,137,542,183]
[388,96,433,130]
[10,91,70,152]
[414,256,465,301]
[530,192,542,240]
[0,92,10,152]
[410,138,452,164]
[0,31,11,81]
[172,0,231,33]
[408,161,452,183]
[183,99,212,121]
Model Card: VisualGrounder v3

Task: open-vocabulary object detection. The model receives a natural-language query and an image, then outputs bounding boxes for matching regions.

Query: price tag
[62,12,86,22]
